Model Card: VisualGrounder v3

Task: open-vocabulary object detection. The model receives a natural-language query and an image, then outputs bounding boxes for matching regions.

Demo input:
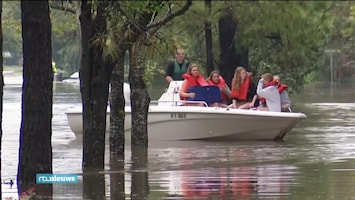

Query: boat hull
[65,106,306,141]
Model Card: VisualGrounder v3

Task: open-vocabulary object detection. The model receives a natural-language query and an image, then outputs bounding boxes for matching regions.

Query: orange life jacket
[180,73,208,100]
[231,75,251,101]
[259,80,279,105]
[207,76,228,100]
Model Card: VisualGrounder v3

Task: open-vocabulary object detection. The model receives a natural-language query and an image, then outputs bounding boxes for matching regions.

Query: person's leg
[209,102,219,107]
[238,102,252,109]
[219,103,228,108]
[259,106,269,111]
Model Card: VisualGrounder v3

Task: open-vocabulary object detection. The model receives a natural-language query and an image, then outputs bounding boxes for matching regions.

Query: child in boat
[257,73,281,112]
[179,64,208,106]
[206,70,231,107]
[228,66,258,109]
[273,75,292,112]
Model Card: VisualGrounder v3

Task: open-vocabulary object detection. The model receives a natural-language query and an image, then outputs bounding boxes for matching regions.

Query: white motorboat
[65,81,307,141]
[62,72,79,84]
[4,70,23,85]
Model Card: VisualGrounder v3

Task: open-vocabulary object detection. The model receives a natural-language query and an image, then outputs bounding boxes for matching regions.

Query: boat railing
[151,100,209,107]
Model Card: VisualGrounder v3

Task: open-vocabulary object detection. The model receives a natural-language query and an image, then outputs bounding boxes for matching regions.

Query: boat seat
[186,86,221,104]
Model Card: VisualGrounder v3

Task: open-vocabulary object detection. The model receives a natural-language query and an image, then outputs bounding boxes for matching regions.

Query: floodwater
[2,78,355,200]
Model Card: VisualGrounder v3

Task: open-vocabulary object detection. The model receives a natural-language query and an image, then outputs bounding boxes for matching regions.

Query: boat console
[157,81,221,106]
[158,81,184,106]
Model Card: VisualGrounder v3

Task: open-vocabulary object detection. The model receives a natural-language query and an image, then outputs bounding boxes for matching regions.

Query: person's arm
[250,95,258,106]
[256,79,275,99]
[281,91,291,109]
[223,84,231,98]
[165,76,173,83]
[165,62,174,83]
[179,79,195,98]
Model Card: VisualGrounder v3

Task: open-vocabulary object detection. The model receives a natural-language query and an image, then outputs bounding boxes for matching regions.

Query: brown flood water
[2,81,355,199]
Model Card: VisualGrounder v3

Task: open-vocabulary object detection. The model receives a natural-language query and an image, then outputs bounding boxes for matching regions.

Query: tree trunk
[131,146,149,200]
[109,154,125,200]
[18,0,53,197]
[218,8,238,87]
[0,1,3,198]
[125,1,191,146]
[236,47,249,71]
[205,0,214,75]
[128,43,151,146]
[79,0,112,170]
[110,47,128,154]
[79,0,95,169]
[82,169,105,199]
[218,8,250,87]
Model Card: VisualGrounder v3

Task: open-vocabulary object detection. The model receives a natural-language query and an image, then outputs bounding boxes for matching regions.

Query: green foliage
[3,1,80,75]
[50,7,80,76]
[223,1,333,93]
[155,1,223,72]
[103,0,190,85]
[144,61,165,86]
[157,1,328,92]
[3,1,22,65]
[4,0,351,90]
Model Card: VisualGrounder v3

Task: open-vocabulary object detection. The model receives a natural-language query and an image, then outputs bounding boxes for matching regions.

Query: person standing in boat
[206,70,231,107]
[165,48,190,83]
[273,75,292,112]
[228,66,258,109]
[257,73,281,112]
[179,64,208,106]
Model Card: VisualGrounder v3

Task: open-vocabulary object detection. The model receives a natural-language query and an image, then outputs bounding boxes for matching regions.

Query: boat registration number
[170,113,186,119]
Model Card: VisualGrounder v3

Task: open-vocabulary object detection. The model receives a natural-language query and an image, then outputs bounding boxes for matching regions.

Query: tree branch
[115,2,147,34]
[49,3,76,14]
[146,0,192,29]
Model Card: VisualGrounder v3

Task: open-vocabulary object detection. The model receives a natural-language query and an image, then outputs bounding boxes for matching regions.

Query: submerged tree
[121,0,192,146]
[107,9,132,154]
[109,154,125,200]
[17,0,53,197]
[130,146,148,200]
[109,48,127,154]
[79,0,113,169]
[99,1,194,151]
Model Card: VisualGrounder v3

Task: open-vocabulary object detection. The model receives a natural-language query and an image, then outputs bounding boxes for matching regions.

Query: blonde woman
[229,66,258,109]
[179,64,208,106]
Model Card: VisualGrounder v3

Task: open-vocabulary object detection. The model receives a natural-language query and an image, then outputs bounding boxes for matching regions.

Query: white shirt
[257,80,281,112]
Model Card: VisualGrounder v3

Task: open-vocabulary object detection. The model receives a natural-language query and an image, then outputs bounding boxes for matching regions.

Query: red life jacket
[180,73,208,100]
[278,84,288,93]
[231,75,251,101]
[207,76,228,100]
[259,80,279,105]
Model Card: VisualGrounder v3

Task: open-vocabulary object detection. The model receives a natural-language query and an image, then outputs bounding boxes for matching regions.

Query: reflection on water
[109,154,125,200]
[83,169,105,200]
[157,164,296,199]
[1,81,355,199]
